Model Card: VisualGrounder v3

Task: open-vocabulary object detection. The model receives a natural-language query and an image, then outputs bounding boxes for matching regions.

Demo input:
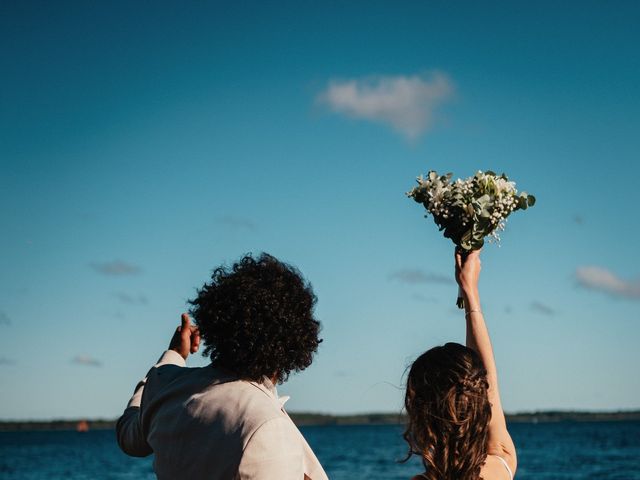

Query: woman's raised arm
[455,250,517,476]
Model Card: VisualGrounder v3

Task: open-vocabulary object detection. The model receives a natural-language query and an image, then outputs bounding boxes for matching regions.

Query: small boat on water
[76,420,89,432]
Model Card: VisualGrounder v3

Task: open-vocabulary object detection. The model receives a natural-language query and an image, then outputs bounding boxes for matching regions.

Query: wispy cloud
[217,216,257,231]
[71,355,102,367]
[389,269,453,285]
[0,311,11,326]
[90,260,141,276]
[531,301,555,316]
[114,292,148,305]
[411,293,439,303]
[0,357,15,366]
[317,71,454,140]
[576,266,640,299]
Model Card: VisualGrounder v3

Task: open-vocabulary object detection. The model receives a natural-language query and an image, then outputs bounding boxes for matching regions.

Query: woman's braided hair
[403,342,491,480]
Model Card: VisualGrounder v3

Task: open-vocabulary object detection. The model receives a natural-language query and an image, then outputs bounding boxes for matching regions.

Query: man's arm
[115,349,186,456]
[116,314,199,457]
[116,381,151,457]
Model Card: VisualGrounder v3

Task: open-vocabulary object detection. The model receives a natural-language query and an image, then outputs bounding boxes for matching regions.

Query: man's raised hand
[169,313,201,360]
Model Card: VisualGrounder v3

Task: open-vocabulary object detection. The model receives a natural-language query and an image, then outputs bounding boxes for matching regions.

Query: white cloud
[90,260,141,276]
[318,72,454,139]
[411,293,438,303]
[71,355,102,367]
[114,292,148,305]
[576,266,640,299]
[217,215,257,231]
[389,269,453,285]
[531,301,555,316]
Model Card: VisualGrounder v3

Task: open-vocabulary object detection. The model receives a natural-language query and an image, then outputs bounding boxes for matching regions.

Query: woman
[404,250,517,480]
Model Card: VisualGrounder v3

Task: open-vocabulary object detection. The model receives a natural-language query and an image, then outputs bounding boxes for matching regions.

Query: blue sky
[1,1,639,420]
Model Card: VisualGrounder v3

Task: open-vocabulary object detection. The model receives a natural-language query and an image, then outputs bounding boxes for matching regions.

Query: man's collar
[208,365,291,407]
[259,376,290,407]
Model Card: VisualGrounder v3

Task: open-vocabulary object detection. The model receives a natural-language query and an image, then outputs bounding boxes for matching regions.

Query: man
[116,253,328,479]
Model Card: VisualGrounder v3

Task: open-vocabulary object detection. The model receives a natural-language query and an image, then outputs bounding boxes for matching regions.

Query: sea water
[1,422,639,479]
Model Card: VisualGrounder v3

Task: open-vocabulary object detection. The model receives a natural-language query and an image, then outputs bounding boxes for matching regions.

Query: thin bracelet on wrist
[465,309,482,316]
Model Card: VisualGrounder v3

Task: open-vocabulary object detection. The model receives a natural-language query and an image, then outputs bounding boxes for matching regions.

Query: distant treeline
[1,411,639,432]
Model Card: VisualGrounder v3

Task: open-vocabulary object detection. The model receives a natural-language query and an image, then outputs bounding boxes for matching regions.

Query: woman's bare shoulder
[481,455,513,480]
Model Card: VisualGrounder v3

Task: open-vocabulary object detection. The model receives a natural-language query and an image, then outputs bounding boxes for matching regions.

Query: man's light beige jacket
[117,350,328,480]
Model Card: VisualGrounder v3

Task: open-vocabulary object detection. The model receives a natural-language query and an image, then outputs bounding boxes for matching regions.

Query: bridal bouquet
[407,170,535,307]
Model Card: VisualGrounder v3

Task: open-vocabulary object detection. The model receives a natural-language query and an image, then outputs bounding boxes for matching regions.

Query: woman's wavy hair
[403,342,491,480]
[189,253,321,384]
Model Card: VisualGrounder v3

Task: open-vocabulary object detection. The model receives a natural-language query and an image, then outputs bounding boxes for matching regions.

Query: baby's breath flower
[407,169,535,253]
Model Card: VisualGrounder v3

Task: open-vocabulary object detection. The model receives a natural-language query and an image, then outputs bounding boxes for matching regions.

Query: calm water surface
[1,422,639,479]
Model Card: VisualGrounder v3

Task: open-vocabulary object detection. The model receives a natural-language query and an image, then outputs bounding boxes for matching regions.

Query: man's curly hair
[189,253,321,384]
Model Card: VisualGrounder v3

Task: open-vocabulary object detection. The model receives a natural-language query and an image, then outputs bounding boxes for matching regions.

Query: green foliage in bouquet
[408,170,535,251]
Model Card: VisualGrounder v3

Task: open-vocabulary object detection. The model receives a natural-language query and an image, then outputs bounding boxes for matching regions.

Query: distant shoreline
[1,410,639,432]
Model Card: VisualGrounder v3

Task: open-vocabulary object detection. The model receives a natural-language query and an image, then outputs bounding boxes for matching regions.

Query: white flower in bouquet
[407,170,535,307]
